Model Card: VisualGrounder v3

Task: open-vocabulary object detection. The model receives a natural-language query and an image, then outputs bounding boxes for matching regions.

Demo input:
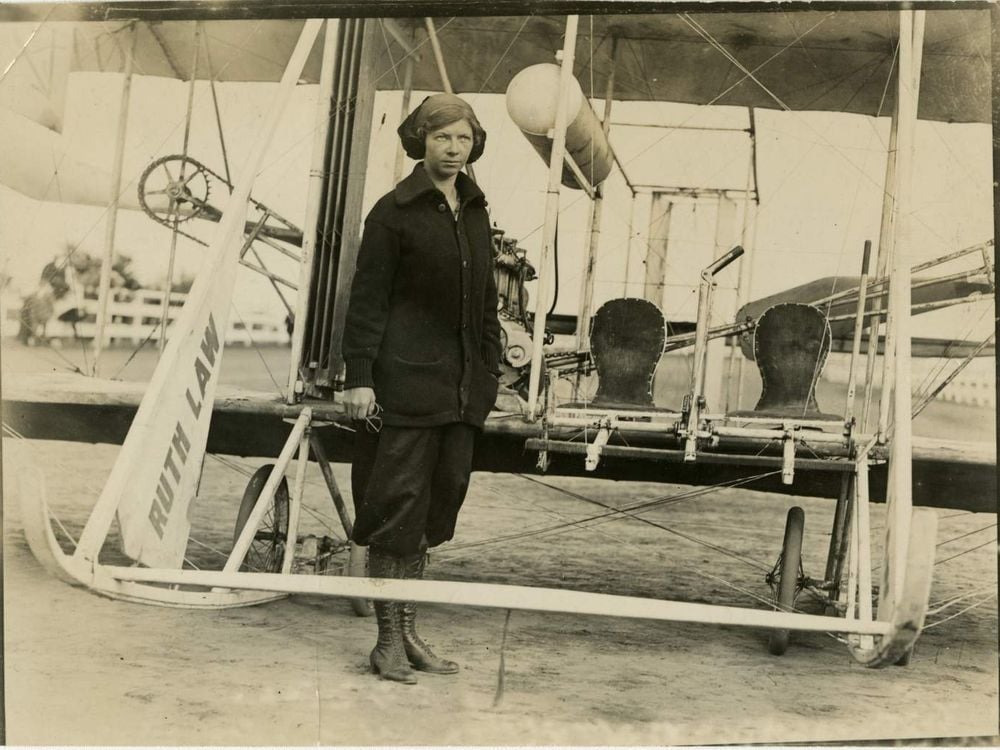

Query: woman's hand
[342,387,377,421]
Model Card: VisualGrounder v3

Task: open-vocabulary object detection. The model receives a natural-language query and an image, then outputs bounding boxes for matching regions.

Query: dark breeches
[351,423,477,557]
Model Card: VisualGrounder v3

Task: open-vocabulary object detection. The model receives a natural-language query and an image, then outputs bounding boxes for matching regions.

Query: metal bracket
[585,423,612,471]
[781,425,796,485]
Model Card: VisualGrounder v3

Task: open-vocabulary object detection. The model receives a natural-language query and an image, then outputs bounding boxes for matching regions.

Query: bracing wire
[911,317,994,417]
[923,590,997,630]
[228,302,285,398]
[111,319,164,380]
[935,537,996,567]
[928,585,998,616]
[504,471,781,573]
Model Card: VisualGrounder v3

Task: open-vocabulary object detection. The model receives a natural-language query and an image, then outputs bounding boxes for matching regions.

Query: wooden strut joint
[981,243,995,291]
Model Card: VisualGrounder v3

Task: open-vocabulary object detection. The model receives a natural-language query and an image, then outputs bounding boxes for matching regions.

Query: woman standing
[341,94,502,684]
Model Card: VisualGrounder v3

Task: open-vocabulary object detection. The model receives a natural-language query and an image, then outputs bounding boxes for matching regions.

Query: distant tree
[44,245,142,300]
[170,273,196,294]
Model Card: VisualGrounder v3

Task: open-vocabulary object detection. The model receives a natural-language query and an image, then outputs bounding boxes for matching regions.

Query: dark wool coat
[342,164,502,428]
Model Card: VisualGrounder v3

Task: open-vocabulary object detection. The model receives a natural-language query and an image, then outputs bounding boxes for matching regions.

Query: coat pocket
[378,356,453,417]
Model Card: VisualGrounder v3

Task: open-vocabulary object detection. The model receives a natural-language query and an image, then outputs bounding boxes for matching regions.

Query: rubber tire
[233,464,290,573]
[769,506,805,656]
[347,542,374,617]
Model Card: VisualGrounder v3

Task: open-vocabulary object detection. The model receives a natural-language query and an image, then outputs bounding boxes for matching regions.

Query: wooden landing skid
[849,509,938,667]
[16,462,286,609]
[13,422,937,667]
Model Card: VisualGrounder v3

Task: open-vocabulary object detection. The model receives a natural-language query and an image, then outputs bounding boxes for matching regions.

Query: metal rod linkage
[844,240,873,422]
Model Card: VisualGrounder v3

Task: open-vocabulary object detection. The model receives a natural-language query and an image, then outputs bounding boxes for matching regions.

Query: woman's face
[423,119,474,182]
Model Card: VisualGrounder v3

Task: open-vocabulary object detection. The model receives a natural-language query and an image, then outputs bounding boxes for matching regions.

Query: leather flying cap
[397,93,486,163]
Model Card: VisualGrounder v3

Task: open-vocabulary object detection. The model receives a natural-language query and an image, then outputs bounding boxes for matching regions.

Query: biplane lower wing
[3,373,994,514]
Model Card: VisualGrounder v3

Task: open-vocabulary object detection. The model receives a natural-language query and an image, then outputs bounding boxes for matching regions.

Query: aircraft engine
[491,226,540,391]
[505,63,614,190]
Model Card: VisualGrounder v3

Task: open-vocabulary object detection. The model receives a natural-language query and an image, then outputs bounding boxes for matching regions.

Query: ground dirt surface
[3,344,997,744]
[4,438,998,745]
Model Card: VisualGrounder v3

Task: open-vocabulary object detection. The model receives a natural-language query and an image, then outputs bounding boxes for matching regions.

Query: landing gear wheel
[347,542,374,617]
[233,464,290,573]
[768,506,805,656]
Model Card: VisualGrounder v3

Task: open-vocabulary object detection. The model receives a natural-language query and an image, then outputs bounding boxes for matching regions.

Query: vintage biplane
[1,2,995,667]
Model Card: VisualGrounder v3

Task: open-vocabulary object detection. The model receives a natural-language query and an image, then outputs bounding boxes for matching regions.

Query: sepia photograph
[0,1,996,745]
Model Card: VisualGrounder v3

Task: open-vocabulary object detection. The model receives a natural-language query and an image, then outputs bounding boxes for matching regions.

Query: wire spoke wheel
[233,464,290,573]
[767,506,805,656]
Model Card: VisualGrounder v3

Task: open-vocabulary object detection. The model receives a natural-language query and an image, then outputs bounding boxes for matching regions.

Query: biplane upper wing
[2,9,990,121]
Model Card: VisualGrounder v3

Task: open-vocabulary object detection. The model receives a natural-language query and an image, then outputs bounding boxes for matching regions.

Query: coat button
[462,260,468,268]
[438,203,446,212]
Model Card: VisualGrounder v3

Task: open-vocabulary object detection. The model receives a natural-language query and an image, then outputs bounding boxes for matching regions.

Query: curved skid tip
[849,509,938,667]
[16,463,287,610]
[16,465,80,586]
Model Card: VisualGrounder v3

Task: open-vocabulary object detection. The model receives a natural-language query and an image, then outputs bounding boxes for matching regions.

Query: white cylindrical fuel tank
[505,63,614,190]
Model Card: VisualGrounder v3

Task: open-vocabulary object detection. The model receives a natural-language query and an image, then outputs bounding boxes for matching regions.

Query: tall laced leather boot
[368,548,417,685]
[401,552,460,674]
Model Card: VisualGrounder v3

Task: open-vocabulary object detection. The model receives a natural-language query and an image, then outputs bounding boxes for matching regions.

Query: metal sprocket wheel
[138,155,215,228]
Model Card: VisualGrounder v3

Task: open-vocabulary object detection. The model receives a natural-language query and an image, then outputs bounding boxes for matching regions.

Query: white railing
[823,352,995,409]
[4,288,289,346]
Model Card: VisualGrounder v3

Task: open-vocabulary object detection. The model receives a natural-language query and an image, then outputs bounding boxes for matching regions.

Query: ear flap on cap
[396,95,488,164]
[466,130,486,164]
[397,96,429,160]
